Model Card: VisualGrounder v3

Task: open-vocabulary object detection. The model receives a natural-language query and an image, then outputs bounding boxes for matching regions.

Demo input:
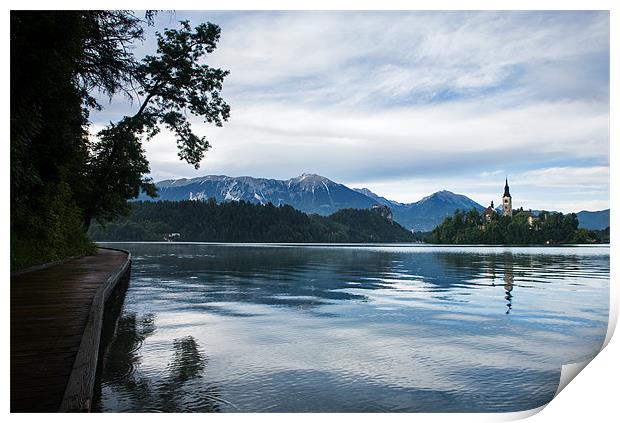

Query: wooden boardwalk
[11,248,131,412]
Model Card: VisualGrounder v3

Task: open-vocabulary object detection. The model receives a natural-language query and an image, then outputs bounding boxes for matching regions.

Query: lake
[94,243,609,412]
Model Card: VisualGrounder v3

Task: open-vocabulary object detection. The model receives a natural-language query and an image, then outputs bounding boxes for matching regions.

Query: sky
[90,11,610,213]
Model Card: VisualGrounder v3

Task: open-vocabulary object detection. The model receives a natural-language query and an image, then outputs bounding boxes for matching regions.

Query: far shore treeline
[90,200,608,245]
[89,200,418,243]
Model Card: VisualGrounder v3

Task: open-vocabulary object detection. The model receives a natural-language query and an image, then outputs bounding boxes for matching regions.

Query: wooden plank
[10,248,131,413]
[58,250,131,412]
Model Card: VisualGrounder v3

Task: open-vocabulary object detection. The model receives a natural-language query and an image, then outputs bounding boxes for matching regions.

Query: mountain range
[138,173,609,231]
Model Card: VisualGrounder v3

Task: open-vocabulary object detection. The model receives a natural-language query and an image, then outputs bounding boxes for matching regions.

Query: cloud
[89,11,610,212]
[204,11,609,106]
[516,166,609,189]
[348,165,609,213]
[143,96,608,184]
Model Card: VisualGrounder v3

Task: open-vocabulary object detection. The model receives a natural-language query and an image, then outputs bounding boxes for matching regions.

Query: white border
[3,1,617,421]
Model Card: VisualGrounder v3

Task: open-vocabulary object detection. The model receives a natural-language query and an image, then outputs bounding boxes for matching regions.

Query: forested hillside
[89,200,416,243]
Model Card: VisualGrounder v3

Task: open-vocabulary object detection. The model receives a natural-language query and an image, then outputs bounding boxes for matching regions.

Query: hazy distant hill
[397,190,485,231]
[576,209,610,230]
[492,208,610,230]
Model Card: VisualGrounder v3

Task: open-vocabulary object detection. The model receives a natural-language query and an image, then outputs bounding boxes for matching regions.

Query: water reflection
[96,313,223,412]
[126,246,609,318]
[504,260,514,314]
[95,243,609,412]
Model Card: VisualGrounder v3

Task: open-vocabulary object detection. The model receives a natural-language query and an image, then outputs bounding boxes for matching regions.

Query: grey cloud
[87,11,609,211]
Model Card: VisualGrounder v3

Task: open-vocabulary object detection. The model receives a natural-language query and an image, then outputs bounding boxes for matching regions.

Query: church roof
[484,201,495,216]
[503,178,511,198]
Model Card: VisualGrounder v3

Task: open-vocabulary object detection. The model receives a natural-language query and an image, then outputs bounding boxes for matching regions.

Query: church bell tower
[502,178,512,217]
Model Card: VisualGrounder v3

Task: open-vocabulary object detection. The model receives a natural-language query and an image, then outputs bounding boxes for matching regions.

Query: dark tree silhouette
[81,21,230,229]
[10,11,230,268]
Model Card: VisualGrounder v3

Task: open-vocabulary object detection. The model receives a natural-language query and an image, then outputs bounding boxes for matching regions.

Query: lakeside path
[10,248,131,412]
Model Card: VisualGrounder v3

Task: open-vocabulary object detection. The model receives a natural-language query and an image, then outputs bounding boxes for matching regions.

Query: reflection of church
[503,261,514,314]
[487,255,515,314]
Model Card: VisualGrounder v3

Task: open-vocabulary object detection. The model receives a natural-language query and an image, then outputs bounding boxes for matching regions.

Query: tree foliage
[81,19,230,228]
[11,11,229,269]
[428,208,600,245]
[11,12,95,270]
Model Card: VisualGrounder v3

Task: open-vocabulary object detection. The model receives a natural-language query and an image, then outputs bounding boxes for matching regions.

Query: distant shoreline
[97,241,609,247]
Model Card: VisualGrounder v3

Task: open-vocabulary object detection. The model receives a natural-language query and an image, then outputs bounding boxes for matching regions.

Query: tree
[88,200,416,243]
[81,20,230,229]
[429,208,585,245]
[11,12,97,269]
[10,11,230,269]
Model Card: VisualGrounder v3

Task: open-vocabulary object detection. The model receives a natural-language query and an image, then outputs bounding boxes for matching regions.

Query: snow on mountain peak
[142,174,491,231]
[289,173,335,188]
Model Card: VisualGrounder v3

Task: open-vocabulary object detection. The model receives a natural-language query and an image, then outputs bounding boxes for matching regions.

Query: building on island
[484,201,495,222]
[164,232,181,242]
[502,179,512,217]
[483,179,537,227]
[520,209,537,226]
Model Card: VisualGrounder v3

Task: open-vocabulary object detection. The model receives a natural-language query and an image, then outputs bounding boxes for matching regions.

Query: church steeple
[502,178,512,217]
[503,178,511,198]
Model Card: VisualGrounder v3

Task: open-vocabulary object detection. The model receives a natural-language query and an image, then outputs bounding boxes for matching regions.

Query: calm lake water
[94,243,609,413]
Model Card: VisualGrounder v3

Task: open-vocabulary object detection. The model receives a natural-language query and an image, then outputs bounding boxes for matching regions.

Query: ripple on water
[95,243,609,412]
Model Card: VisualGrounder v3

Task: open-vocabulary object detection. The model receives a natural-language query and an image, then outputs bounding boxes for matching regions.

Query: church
[484,179,512,221]
[482,179,536,226]
[501,178,512,217]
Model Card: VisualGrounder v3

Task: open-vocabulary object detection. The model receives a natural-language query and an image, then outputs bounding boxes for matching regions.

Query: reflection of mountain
[120,244,610,320]
[94,313,223,412]
[136,245,398,310]
[96,244,609,412]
